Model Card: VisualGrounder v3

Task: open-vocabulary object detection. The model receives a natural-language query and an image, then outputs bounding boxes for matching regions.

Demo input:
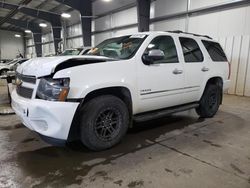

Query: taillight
[228,61,231,80]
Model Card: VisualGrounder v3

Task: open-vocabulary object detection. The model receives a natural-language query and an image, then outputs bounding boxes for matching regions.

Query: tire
[79,95,129,151]
[196,84,221,118]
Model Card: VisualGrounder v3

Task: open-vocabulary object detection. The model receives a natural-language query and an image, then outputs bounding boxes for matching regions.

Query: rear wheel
[196,84,221,118]
[79,95,129,151]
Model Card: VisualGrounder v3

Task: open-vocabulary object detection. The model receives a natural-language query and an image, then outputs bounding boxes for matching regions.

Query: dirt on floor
[0,92,250,188]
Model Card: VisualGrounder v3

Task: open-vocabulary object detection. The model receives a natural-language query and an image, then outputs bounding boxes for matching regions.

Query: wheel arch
[67,86,133,142]
[200,76,224,104]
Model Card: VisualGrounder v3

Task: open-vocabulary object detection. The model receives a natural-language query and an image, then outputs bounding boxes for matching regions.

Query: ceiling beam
[137,0,151,32]
[0,0,32,26]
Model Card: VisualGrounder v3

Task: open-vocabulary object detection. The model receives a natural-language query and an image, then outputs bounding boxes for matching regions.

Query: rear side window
[202,41,228,62]
[179,37,204,63]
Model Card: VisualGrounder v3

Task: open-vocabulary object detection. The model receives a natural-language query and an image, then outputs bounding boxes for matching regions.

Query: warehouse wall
[26,38,36,58]
[23,0,250,97]
[93,7,138,45]
[65,6,138,47]
[41,33,55,57]
[150,0,250,97]
[0,30,24,60]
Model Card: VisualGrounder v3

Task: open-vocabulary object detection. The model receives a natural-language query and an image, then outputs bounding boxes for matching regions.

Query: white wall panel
[112,27,138,37]
[219,37,227,50]
[41,33,55,56]
[227,36,242,95]
[189,6,249,38]
[94,32,112,46]
[150,1,156,19]
[244,49,250,97]
[95,15,111,31]
[66,37,83,48]
[188,13,220,38]
[154,0,187,17]
[235,36,250,96]
[217,35,250,97]
[67,24,82,36]
[112,7,137,27]
[224,36,234,62]
[151,18,186,32]
[190,0,231,10]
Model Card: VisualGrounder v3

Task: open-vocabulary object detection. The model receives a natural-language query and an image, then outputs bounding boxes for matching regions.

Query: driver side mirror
[142,49,165,65]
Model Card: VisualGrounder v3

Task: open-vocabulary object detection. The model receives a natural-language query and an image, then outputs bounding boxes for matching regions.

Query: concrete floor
[0,85,250,187]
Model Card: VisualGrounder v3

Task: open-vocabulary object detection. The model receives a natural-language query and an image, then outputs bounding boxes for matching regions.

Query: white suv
[11,31,230,151]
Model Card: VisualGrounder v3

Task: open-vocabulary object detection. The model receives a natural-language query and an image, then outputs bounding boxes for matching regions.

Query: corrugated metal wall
[218,36,250,96]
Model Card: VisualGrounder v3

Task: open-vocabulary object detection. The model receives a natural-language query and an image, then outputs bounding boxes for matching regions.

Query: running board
[133,103,199,122]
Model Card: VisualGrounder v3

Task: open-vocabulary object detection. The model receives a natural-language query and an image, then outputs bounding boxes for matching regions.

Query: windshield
[87,34,147,59]
[59,49,82,56]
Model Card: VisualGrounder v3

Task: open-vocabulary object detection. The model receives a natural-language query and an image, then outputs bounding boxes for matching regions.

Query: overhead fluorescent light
[25,30,32,33]
[103,0,112,2]
[39,23,47,28]
[15,34,21,38]
[61,13,71,18]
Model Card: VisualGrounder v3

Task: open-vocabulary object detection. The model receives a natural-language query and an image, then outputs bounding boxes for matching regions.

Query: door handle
[201,67,209,72]
[173,69,183,75]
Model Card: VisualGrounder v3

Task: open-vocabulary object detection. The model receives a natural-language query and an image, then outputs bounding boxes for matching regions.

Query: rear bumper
[223,80,230,92]
[11,89,79,141]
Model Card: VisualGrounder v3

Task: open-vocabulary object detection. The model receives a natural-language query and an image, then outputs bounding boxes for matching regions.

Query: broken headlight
[37,78,70,101]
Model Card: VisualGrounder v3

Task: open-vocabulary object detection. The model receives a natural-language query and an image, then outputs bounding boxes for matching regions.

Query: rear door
[178,37,208,103]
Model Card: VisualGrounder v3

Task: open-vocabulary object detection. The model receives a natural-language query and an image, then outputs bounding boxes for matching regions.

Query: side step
[133,103,199,122]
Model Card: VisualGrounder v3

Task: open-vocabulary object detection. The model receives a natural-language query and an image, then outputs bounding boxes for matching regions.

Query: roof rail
[167,30,213,40]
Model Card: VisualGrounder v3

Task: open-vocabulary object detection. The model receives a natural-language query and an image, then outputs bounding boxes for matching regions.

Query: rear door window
[202,41,228,62]
[179,37,204,63]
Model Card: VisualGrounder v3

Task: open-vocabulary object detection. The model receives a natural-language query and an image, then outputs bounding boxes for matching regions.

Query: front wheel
[196,84,221,118]
[79,95,129,151]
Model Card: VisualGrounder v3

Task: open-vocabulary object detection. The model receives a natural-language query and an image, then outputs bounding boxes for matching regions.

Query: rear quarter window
[202,41,228,62]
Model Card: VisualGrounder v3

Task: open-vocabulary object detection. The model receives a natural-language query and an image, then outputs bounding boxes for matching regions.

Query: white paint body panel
[11,89,79,140]
[12,31,230,141]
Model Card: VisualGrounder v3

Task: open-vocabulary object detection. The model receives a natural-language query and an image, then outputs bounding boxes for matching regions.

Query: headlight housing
[37,78,70,101]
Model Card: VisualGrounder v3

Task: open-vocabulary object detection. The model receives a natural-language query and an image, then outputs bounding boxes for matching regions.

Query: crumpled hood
[17,55,112,77]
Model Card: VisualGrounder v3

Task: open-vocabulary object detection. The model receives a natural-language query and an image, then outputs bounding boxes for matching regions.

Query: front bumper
[11,89,79,141]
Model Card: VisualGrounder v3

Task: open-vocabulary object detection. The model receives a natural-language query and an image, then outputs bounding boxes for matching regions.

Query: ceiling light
[25,30,32,33]
[39,23,47,28]
[61,13,71,18]
[103,0,112,2]
[15,34,21,38]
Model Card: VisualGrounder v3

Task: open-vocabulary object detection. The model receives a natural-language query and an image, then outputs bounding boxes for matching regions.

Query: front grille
[16,85,33,99]
[16,73,36,84]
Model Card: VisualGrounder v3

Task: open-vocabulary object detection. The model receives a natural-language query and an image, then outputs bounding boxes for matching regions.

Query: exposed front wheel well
[67,87,133,142]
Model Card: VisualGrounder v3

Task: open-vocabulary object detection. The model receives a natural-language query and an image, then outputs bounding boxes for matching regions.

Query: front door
[137,35,185,113]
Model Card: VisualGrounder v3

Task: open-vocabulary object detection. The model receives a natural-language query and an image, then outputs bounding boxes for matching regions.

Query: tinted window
[180,37,204,62]
[144,36,179,64]
[202,41,228,62]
